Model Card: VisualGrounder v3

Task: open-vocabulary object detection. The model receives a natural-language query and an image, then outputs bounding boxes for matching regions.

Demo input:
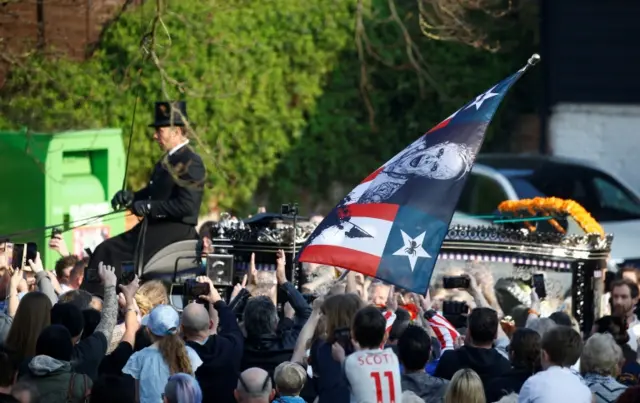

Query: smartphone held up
[1,241,38,270]
[442,275,470,289]
[531,273,547,299]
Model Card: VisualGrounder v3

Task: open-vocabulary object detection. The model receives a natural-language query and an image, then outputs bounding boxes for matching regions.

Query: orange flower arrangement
[498,197,604,237]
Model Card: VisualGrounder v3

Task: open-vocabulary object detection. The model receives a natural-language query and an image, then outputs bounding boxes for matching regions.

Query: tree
[268,0,537,212]
[0,0,537,215]
[0,0,359,213]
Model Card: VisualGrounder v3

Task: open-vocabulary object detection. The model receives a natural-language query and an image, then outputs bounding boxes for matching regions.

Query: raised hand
[48,235,70,257]
[275,249,287,284]
[119,275,140,302]
[276,249,286,267]
[98,261,117,287]
[196,275,221,304]
[230,274,248,301]
[27,252,44,274]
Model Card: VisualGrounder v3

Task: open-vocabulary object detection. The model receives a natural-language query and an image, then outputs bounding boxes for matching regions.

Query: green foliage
[0,0,535,215]
[0,0,357,213]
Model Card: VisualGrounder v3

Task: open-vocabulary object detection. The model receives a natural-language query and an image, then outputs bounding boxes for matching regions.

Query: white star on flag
[393,230,431,272]
[466,85,500,110]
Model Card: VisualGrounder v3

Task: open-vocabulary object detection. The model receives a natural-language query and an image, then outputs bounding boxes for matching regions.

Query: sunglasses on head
[238,373,271,394]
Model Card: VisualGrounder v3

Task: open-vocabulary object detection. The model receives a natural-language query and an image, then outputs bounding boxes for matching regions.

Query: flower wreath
[498,197,604,237]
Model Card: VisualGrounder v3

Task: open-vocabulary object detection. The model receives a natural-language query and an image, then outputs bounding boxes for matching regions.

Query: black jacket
[401,372,449,403]
[134,144,206,225]
[434,345,511,389]
[187,301,244,403]
[241,282,312,378]
[485,367,535,402]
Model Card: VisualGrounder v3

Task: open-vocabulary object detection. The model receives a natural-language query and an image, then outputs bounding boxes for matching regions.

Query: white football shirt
[344,348,402,403]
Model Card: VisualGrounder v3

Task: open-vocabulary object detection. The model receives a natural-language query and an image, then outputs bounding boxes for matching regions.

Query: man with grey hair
[241,250,312,379]
[184,277,244,403]
[235,368,275,403]
[581,333,627,402]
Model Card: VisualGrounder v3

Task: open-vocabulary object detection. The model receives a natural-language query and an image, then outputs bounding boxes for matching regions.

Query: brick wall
[0,0,132,84]
[549,104,640,192]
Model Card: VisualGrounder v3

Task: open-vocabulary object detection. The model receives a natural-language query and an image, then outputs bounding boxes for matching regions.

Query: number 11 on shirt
[370,371,396,403]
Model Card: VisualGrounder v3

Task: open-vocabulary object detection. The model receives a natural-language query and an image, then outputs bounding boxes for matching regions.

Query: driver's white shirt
[168,140,189,156]
[344,348,401,403]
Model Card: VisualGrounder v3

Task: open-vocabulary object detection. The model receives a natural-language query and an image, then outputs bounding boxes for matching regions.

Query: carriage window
[457,174,508,216]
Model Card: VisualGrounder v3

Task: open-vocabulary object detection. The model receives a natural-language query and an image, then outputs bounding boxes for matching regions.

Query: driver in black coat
[82,101,206,296]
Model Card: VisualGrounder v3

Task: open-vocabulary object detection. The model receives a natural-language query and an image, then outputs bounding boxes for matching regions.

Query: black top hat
[149,101,190,128]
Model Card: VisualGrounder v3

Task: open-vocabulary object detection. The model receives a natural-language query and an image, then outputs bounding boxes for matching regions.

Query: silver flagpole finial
[527,53,541,66]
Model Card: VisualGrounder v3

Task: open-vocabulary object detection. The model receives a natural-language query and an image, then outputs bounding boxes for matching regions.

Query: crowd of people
[1,232,640,403]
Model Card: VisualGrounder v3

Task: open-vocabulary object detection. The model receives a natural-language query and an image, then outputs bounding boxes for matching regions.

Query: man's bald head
[181,302,210,332]
[235,367,273,402]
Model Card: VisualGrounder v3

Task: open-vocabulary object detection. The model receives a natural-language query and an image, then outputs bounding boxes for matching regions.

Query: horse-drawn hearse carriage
[141,198,611,333]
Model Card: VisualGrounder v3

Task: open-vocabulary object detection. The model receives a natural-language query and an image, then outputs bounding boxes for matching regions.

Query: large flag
[298,56,539,294]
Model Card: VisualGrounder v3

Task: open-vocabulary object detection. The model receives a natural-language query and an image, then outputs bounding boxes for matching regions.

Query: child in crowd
[123,305,202,403]
[273,361,307,403]
[332,306,402,403]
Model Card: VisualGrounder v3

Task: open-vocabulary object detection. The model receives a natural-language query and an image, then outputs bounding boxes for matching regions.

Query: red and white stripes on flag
[427,312,460,352]
[298,203,399,278]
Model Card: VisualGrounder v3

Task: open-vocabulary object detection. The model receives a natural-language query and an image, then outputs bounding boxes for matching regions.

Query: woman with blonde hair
[123,304,202,403]
[135,280,169,316]
[444,368,486,403]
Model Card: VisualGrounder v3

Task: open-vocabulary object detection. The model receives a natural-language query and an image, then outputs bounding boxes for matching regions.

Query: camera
[51,227,63,238]
[280,203,299,216]
[184,279,210,304]
[442,275,470,289]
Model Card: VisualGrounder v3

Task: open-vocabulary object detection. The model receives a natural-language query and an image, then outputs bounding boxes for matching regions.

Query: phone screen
[532,274,547,299]
[1,242,13,269]
[122,262,135,274]
[26,242,37,262]
[12,244,25,270]
[120,261,136,285]
[442,276,470,289]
